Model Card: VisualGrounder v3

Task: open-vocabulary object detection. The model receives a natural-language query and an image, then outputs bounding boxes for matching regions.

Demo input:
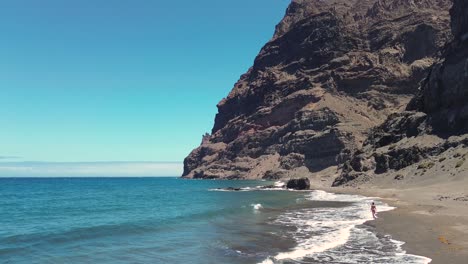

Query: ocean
[0,177,430,264]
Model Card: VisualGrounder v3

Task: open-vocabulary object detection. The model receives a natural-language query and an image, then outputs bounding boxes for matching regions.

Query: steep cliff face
[182,0,451,180]
[334,0,468,186]
[413,0,468,133]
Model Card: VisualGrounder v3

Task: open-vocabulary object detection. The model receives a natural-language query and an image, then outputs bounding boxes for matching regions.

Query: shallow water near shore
[0,177,430,263]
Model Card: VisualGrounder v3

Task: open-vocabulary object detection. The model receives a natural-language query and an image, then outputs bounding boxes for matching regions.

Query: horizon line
[0,161,183,177]
[0,161,183,164]
[0,176,180,178]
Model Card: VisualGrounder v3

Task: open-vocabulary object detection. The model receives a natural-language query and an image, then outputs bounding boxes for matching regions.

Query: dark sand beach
[322,177,468,264]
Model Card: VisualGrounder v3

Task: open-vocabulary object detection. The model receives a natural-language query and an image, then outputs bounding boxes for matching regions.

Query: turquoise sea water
[0,177,430,264]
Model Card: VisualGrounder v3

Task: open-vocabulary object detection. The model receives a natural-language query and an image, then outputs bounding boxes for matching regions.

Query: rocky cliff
[413,0,468,133]
[334,0,468,186]
[182,0,453,180]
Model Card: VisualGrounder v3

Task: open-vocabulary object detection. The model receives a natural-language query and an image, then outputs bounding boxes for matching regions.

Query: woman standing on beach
[371,202,377,219]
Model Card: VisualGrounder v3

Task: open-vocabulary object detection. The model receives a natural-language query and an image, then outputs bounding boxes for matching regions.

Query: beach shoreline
[212,178,468,263]
[319,182,468,264]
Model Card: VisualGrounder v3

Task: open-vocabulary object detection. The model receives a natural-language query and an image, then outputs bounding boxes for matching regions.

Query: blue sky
[0,0,290,176]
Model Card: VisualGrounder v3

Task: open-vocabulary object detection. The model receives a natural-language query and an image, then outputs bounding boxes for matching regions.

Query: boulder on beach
[286,178,310,190]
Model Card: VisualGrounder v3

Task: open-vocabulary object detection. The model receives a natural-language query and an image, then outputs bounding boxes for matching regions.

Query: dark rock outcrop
[182,0,451,180]
[286,178,311,190]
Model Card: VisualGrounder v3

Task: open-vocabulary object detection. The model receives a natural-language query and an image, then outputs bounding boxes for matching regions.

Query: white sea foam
[274,181,285,188]
[258,190,431,264]
[251,203,263,211]
[208,184,284,192]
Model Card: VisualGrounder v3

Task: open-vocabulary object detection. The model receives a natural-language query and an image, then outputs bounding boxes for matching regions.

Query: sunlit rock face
[182,0,451,180]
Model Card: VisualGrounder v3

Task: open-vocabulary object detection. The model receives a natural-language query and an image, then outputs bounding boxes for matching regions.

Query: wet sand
[322,179,468,264]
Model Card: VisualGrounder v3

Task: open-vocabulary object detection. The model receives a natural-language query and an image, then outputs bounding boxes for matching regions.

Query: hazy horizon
[0,161,183,177]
